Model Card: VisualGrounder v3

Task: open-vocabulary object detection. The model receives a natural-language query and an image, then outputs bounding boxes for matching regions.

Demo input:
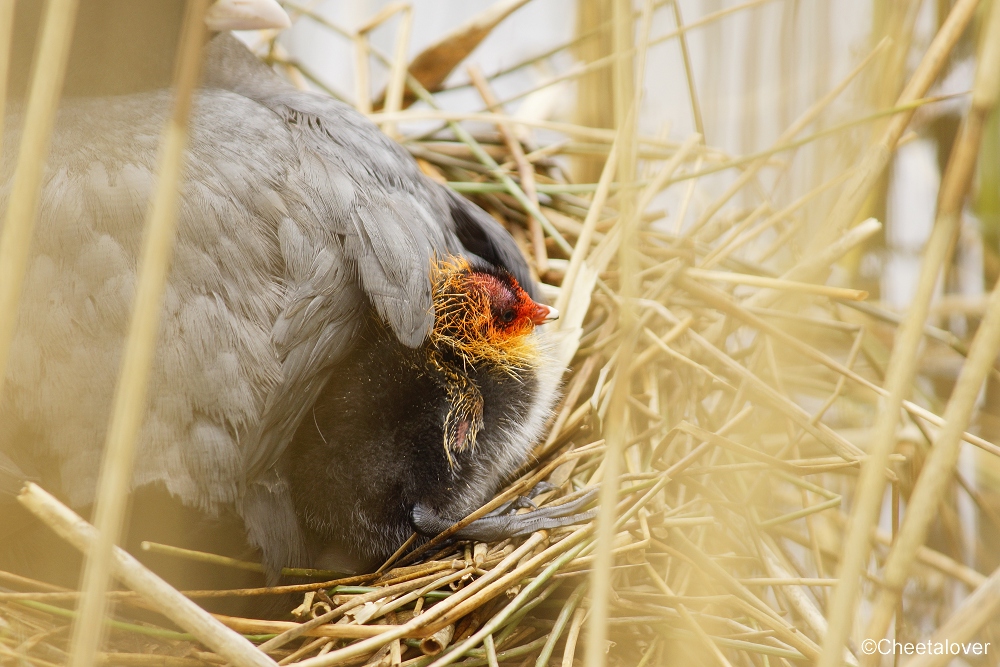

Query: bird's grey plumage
[0,33,530,574]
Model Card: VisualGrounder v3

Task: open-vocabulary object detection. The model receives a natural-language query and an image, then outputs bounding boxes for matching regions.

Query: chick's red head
[430,257,557,369]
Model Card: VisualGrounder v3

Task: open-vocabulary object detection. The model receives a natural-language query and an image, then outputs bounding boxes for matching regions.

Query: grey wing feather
[0,89,360,519]
[241,235,363,480]
[272,99,458,347]
[234,104,456,481]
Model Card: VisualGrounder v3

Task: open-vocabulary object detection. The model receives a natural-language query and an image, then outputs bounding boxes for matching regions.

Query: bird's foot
[411,487,598,543]
[483,481,558,514]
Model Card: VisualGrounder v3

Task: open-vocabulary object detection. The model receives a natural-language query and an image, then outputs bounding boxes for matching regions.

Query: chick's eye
[500,309,516,323]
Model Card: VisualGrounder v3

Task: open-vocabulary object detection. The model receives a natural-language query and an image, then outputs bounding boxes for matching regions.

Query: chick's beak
[530,304,559,326]
[206,0,292,31]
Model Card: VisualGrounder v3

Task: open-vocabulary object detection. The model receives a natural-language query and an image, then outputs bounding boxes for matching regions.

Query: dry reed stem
[256,569,469,653]
[759,538,858,667]
[799,0,980,268]
[466,65,547,273]
[216,616,413,640]
[290,534,547,667]
[351,2,411,115]
[685,38,887,241]
[499,0,779,122]
[685,268,868,301]
[0,0,16,158]
[482,634,499,667]
[353,32,372,113]
[904,563,1000,667]
[69,4,211,666]
[532,582,584,667]
[18,483,276,667]
[554,137,620,317]
[667,0,704,141]
[583,1,644,663]
[378,4,413,138]
[434,0,770,105]
[861,0,1000,644]
[138,541,346,579]
[675,274,1000,460]
[708,169,854,268]
[369,109,662,146]
[817,2,991,662]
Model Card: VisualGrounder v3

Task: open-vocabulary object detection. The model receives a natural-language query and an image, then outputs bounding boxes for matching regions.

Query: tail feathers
[238,472,308,584]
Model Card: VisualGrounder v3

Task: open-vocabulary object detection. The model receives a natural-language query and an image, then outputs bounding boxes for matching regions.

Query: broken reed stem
[429,528,590,630]
[427,540,588,667]
[291,533,548,667]
[861,1,1000,652]
[256,569,468,653]
[70,4,210,667]
[0,0,80,399]
[18,483,276,667]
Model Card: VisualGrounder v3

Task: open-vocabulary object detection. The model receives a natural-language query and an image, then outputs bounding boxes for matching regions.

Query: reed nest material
[4,1,1000,667]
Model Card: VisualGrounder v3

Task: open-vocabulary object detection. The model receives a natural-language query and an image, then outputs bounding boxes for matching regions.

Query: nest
[4,2,1000,667]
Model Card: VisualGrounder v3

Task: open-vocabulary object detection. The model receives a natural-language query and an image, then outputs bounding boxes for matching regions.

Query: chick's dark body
[288,313,540,573]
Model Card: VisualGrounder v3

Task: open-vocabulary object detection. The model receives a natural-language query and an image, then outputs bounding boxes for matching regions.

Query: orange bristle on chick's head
[429,257,557,370]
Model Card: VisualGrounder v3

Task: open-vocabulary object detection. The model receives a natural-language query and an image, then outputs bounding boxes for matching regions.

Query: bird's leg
[411,488,598,543]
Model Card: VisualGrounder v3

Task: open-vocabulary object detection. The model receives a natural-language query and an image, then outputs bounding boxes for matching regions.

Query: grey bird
[1,3,593,588]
